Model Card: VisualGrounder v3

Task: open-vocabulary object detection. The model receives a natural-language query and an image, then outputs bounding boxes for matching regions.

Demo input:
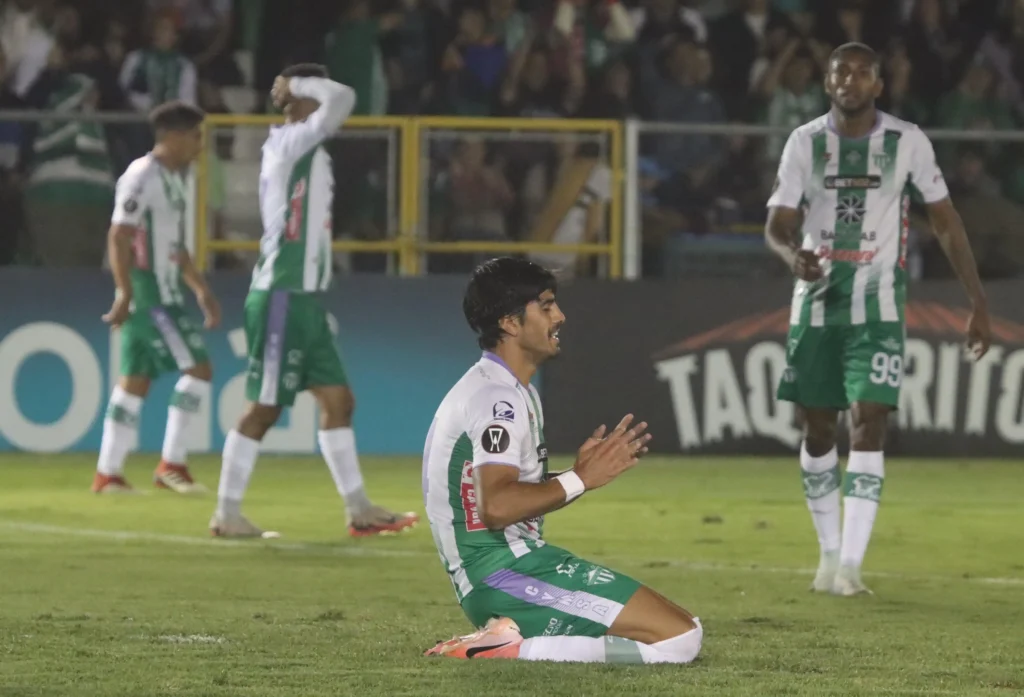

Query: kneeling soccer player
[421,257,702,663]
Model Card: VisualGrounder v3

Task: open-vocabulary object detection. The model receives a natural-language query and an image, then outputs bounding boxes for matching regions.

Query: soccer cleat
[424,617,524,659]
[831,565,874,596]
[91,473,137,494]
[153,461,208,495]
[810,550,840,593]
[209,513,279,539]
[347,506,419,538]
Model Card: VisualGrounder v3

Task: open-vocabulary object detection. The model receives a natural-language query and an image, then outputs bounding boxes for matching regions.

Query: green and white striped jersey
[252,77,355,293]
[423,353,549,601]
[767,111,949,326]
[111,154,189,310]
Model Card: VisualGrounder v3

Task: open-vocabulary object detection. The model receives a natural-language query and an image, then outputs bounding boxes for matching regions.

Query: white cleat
[831,565,874,596]
[810,550,839,593]
[153,462,208,495]
[209,514,280,539]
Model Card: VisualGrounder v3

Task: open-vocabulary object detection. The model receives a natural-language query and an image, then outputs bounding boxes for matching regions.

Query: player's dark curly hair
[463,257,558,350]
[149,101,205,132]
[829,42,881,74]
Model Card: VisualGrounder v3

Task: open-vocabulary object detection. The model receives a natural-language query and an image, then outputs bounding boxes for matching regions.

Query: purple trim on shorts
[263,291,290,383]
[482,569,573,610]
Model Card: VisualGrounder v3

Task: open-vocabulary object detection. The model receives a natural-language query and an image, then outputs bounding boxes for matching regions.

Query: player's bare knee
[314,386,354,428]
[850,403,888,450]
[185,362,213,382]
[611,586,697,645]
[238,403,281,440]
[801,410,837,455]
[119,376,150,398]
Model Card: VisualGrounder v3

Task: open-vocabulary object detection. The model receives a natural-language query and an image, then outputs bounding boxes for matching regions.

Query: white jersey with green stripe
[423,353,549,601]
[252,77,356,293]
[111,153,189,310]
[767,111,949,326]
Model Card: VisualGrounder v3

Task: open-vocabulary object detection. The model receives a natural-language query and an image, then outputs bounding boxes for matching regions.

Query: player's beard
[831,93,873,120]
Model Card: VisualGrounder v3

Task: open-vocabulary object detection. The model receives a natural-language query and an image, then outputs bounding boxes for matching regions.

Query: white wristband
[555,471,586,503]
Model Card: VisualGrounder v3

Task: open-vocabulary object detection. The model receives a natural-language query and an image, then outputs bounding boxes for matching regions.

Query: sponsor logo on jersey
[481,424,510,454]
[816,246,877,264]
[835,192,866,224]
[460,461,485,532]
[824,175,881,190]
[492,400,515,422]
[285,177,307,241]
[820,229,876,242]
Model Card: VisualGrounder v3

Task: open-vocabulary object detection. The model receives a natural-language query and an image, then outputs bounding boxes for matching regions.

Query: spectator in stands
[579,57,637,119]
[52,3,125,111]
[551,0,635,75]
[489,0,531,54]
[380,0,448,115]
[119,11,198,111]
[146,0,242,87]
[22,43,114,267]
[499,40,580,117]
[756,39,825,160]
[709,0,794,120]
[441,5,508,116]
[646,38,725,176]
[881,38,930,124]
[630,0,706,44]
[900,0,965,109]
[976,0,1024,123]
[324,1,402,117]
[935,56,1015,158]
[0,0,54,98]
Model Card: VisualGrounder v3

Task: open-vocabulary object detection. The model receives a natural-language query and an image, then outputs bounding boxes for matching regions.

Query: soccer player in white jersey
[93,101,220,495]
[422,257,702,664]
[210,64,417,538]
[766,43,992,595]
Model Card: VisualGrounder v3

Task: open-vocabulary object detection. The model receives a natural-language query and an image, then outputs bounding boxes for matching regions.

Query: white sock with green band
[840,450,885,569]
[97,387,142,477]
[161,375,210,465]
[800,443,842,556]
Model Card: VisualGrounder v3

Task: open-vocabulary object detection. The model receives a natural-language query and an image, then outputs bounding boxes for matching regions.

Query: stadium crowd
[0,0,1021,278]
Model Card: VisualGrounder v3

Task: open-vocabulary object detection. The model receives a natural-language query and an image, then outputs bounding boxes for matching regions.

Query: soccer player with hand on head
[765,42,992,595]
[422,257,702,664]
[210,64,417,539]
[93,101,218,496]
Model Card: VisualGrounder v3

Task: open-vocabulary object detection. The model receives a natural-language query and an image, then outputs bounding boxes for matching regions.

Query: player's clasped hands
[573,414,652,491]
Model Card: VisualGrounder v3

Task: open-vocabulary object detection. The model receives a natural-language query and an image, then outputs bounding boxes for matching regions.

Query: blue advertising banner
[0,270,479,454]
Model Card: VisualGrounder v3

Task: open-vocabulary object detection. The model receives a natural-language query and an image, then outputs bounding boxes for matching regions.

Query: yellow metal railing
[195,115,622,276]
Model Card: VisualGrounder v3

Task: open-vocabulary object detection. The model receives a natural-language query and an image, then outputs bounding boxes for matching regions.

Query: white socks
[318,428,371,515]
[800,443,841,556]
[96,387,142,476]
[518,620,702,664]
[161,375,210,465]
[216,430,260,519]
[840,451,884,569]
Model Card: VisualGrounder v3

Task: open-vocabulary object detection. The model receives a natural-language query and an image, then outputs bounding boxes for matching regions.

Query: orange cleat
[153,461,208,495]
[424,617,524,659]
[347,507,419,538]
[91,473,136,494]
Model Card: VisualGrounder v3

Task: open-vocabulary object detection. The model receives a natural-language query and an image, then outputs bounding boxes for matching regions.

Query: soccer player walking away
[210,64,417,539]
[765,43,992,596]
[94,101,218,496]
[422,257,702,664]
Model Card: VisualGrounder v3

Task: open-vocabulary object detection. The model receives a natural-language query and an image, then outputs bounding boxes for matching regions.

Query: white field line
[1,520,1021,588]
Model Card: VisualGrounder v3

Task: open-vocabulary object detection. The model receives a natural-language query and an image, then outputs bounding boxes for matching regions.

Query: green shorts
[777,322,905,410]
[460,544,642,639]
[120,305,209,378]
[244,290,348,407]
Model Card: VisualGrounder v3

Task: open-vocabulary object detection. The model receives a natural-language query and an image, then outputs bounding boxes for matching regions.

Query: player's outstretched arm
[178,248,220,329]
[474,415,650,530]
[925,197,991,357]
